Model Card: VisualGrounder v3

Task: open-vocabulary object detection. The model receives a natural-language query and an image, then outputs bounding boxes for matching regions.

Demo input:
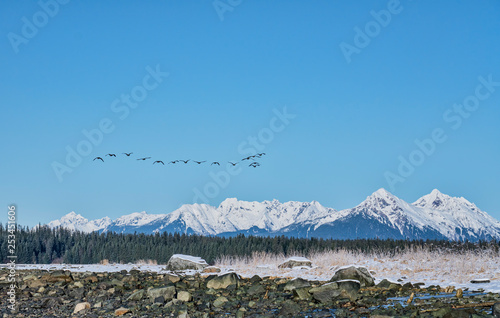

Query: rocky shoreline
[1,264,500,318]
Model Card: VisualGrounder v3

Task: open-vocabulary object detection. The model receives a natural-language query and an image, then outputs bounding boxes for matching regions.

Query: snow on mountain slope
[46,189,500,241]
[412,189,500,240]
[47,212,111,233]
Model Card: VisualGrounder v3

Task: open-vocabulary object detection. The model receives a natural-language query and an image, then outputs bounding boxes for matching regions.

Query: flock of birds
[93,152,265,168]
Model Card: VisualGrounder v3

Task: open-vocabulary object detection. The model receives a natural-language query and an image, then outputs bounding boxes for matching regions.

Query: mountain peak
[371,188,396,199]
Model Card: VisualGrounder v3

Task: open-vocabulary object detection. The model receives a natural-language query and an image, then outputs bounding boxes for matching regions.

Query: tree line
[0,224,498,264]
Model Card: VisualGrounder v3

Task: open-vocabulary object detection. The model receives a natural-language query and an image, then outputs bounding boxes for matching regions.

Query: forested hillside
[1,224,498,264]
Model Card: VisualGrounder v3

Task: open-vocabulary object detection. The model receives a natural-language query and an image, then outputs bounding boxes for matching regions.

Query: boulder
[147,286,176,302]
[206,272,240,289]
[213,296,229,307]
[177,291,192,302]
[309,282,341,303]
[293,287,312,301]
[127,289,145,301]
[493,302,500,318]
[284,278,311,291]
[165,254,208,271]
[203,266,221,273]
[278,257,313,269]
[337,280,361,300]
[73,302,90,314]
[280,300,301,316]
[330,266,375,287]
[114,307,131,316]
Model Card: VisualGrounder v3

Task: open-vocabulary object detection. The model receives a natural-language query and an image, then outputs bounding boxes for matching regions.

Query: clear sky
[1,0,499,227]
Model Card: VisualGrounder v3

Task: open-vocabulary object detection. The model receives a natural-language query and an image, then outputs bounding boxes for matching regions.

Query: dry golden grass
[214,247,500,284]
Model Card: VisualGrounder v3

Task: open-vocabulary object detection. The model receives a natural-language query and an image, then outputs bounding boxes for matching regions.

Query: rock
[284,278,311,291]
[73,281,84,288]
[206,273,240,289]
[249,275,262,283]
[73,302,90,314]
[432,307,452,317]
[114,307,131,316]
[330,266,375,287]
[147,286,176,302]
[337,280,360,301]
[127,289,145,301]
[26,279,47,289]
[470,278,490,284]
[213,296,229,307]
[177,291,192,302]
[203,266,221,273]
[293,287,312,301]
[377,279,401,290]
[165,273,180,283]
[309,282,341,304]
[493,302,500,318]
[165,254,208,271]
[280,300,300,316]
[278,257,313,269]
[41,273,73,283]
[247,284,266,296]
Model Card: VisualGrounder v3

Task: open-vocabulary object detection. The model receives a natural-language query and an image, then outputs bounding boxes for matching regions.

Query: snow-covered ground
[5,249,500,294]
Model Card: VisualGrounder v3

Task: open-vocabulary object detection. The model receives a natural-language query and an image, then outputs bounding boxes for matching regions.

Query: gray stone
[278,257,313,269]
[127,289,145,301]
[337,280,360,301]
[284,278,311,291]
[309,282,341,304]
[213,296,228,307]
[247,284,266,296]
[165,254,208,271]
[493,302,500,318]
[280,300,300,316]
[330,266,375,287]
[293,287,312,301]
[206,273,240,289]
[177,291,192,302]
[147,286,176,302]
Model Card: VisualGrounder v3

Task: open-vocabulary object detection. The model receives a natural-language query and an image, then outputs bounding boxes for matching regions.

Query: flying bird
[211,162,220,166]
[249,162,260,168]
[122,152,133,156]
[169,160,179,164]
[228,162,238,166]
[153,161,164,165]
[241,156,253,161]
[93,157,104,162]
[106,153,116,157]
[258,152,266,156]
[137,157,152,161]
[193,161,206,164]
[180,160,190,164]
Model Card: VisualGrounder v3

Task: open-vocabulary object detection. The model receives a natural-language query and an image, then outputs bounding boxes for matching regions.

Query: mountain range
[46,189,500,241]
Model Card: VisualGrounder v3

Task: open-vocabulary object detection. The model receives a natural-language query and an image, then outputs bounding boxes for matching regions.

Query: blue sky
[1,0,500,226]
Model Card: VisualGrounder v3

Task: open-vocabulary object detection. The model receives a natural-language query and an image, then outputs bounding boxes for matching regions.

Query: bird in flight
[228,162,238,166]
[241,156,254,161]
[193,161,206,164]
[180,160,190,164]
[153,161,164,165]
[106,153,116,157]
[93,157,104,162]
[249,162,260,168]
[211,162,220,166]
[169,160,179,164]
[137,157,152,161]
[123,152,133,156]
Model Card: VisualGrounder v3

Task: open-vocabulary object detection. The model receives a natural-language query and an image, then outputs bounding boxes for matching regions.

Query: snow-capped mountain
[46,189,500,241]
[47,212,111,233]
